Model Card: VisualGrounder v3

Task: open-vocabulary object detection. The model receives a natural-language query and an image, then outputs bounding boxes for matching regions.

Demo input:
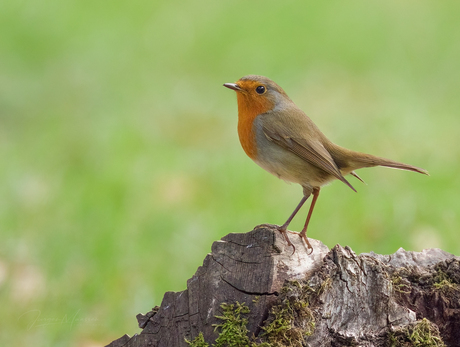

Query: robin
[224,75,428,253]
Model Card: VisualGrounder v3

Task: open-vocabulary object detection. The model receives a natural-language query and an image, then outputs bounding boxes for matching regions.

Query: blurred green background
[1,0,459,346]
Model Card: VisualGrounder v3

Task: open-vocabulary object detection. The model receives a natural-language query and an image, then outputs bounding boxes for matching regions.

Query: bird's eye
[255,86,266,94]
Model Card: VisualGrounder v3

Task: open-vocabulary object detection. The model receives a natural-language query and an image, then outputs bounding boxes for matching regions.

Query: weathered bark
[106,225,460,347]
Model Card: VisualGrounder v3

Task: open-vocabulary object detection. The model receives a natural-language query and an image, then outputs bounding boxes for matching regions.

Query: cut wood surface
[106,225,460,347]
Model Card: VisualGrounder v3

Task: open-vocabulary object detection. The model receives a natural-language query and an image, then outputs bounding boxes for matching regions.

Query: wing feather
[262,114,356,192]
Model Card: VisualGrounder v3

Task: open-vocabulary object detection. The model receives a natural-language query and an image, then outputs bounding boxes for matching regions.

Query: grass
[1,1,460,346]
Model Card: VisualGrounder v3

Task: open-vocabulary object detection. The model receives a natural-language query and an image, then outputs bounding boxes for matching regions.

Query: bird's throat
[237,116,257,160]
[236,94,273,160]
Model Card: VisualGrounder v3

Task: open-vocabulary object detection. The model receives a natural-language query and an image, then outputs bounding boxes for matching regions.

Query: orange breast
[236,93,274,160]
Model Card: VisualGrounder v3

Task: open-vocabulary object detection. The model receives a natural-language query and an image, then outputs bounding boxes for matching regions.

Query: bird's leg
[299,187,320,254]
[277,195,309,252]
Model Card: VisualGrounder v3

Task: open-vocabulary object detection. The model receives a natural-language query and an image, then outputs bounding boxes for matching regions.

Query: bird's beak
[223,83,242,91]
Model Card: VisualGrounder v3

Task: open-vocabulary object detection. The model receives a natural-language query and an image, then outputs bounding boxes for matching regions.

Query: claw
[276,226,296,254]
[299,232,314,255]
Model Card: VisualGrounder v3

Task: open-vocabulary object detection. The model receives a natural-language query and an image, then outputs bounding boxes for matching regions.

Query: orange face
[233,79,275,119]
[225,78,276,160]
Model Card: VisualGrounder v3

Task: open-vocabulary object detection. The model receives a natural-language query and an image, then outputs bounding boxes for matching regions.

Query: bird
[223,75,428,253]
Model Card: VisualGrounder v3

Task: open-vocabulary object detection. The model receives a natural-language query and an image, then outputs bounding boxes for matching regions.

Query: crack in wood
[220,276,279,297]
[211,255,231,272]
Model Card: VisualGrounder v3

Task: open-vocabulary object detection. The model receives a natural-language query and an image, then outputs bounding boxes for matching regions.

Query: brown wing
[262,111,356,192]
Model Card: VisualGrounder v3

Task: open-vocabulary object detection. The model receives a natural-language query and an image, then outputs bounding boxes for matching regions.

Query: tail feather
[350,171,366,184]
[352,153,429,176]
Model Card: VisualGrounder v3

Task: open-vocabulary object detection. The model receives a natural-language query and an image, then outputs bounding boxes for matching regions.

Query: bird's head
[224,75,292,118]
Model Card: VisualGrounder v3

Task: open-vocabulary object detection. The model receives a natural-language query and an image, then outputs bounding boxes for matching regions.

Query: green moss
[212,302,252,347]
[433,269,458,295]
[186,301,268,347]
[185,332,209,347]
[391,274,412,294]
[388,318,445,347]
[259,281,317,347]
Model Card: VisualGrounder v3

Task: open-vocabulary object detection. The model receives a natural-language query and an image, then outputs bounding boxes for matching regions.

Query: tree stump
[106,225,460,347]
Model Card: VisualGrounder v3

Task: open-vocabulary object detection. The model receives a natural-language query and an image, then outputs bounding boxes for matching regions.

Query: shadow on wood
[106,225,460,347]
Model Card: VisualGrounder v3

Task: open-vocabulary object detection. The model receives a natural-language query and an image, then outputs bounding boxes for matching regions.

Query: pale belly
[253,143,336,190]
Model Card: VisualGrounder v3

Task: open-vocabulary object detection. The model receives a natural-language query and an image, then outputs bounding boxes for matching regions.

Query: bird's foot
[276,225,296,255]
[299,230,314,255]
